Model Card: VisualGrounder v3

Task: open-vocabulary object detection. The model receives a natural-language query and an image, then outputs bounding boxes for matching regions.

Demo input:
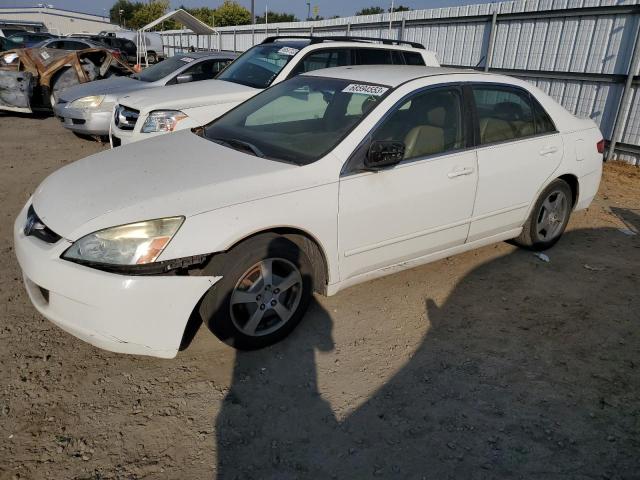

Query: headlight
[68,95,105,109]
[141,110,188,133]
[62,217,184,266]
[1,53,19,65]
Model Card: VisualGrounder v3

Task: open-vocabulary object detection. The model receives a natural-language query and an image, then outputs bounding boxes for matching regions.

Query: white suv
[15,66,603,358]
[109,36,439,147]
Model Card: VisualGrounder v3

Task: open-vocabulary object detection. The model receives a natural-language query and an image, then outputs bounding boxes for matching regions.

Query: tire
[514,179,573,251]
[146,52,157,64]
[199,234,314,350]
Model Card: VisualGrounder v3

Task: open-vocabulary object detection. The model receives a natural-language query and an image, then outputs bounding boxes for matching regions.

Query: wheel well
[558,174,579,208]
[226,228,329,295]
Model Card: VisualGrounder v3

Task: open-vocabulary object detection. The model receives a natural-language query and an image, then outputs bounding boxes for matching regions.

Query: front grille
[24,205,61,244]
[114,104,139,131]
[71,118,86,125]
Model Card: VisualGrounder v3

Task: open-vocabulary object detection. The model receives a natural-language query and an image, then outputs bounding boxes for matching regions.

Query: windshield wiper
[211,137,265,158]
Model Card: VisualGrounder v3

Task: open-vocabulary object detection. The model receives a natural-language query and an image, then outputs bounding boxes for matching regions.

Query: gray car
[53,51,237,136]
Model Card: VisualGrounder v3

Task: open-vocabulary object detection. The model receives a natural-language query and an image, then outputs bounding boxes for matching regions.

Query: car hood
[59,76,147,102]
[117,79,259,112]
[32,130,302,241]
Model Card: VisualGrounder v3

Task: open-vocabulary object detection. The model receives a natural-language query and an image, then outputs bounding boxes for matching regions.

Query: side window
[473,86,535,144]
[404,52,426,66]
[391,50,404,64]
[532,98,556,134]
[355,48,393,65]
[63,41,87,50]
[289,48,350,76]
[182,59,223,81]
[47,40,64,49]
[373,87,465,160]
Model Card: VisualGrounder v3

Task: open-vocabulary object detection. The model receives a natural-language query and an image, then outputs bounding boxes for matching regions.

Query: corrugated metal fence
[160,0,640,164]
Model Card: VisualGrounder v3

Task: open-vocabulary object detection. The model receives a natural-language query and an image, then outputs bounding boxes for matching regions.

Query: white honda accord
[14,66,603,358]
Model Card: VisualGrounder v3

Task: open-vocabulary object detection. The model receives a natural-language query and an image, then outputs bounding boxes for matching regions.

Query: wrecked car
[0,47,134,114]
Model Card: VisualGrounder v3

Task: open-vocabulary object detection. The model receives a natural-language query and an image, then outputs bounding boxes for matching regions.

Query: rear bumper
[13,202,220,358]
[53,103,112,136]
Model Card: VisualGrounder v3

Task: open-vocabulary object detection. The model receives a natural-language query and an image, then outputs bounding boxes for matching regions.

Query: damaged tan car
[0,47,134,114]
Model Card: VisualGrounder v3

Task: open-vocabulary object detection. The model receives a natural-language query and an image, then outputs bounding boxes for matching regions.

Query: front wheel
[199,234,314,350]
[514,179,573,250]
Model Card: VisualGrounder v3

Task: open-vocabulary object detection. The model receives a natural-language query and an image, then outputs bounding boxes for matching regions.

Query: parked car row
[11,36,604,359]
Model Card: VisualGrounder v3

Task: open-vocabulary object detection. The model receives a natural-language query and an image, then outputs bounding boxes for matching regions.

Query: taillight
[596,139,605,154]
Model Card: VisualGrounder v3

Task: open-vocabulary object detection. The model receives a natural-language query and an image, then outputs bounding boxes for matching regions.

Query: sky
[0,0,493,20]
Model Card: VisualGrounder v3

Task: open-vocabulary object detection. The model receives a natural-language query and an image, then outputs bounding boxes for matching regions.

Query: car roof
[180,51,239,60]
[303,65,487,87]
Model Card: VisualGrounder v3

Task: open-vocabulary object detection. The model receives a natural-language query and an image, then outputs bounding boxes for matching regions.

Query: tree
[255,12,298,24]
[213,0,251,27]
[356,6,385,15]
[109,0,143,27]
[129,0,169,29]
[390,5,411,12]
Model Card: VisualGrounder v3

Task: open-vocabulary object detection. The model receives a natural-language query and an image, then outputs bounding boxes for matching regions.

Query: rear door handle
[539,146,558,155]
[447,167,474,179]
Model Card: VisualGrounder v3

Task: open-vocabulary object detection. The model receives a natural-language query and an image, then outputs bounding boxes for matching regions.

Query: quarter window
[472,86,536,144]
[532,98,556,134]
[373,87,465,160]
[404,52,425,66]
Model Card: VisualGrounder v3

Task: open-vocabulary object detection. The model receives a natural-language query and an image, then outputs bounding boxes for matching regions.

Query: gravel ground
[0,114,639,480]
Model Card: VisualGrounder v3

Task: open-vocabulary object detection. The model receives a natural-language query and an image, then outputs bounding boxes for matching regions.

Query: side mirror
[365,141,405,170]
[176,73,193,84]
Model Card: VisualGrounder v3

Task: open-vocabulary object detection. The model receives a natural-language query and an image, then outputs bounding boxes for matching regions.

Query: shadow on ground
[215,225,639,479]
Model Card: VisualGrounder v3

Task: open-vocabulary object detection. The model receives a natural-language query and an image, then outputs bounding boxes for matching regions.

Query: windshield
[216,43,306,89]
[133,55,193,82]
[203,76,390,165]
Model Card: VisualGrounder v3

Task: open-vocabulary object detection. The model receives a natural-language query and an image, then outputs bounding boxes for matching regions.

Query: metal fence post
[347,22,351,36]
[310,25,314,36]
[484,11,498,72]
[607,19,640,161]
[233,29,237,52]
[399,18,406,41]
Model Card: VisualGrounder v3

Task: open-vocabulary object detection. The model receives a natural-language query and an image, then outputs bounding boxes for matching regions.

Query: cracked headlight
[68,95,105,109]
[62,217,184,266]
[141,110,188,133]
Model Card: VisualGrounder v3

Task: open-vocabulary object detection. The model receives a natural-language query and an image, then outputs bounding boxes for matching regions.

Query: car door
[338,85,478,280]
[467,84,563,242]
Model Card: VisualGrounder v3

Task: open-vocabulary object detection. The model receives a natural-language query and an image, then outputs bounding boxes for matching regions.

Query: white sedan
[14,66,603,358]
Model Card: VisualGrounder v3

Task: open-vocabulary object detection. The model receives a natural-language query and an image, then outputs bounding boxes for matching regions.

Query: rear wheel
[146,52,157,64]
[514,179,573,250]
[200,234,314,350]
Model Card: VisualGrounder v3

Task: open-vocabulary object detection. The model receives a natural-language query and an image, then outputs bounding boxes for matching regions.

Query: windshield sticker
[40,50,50,60]
[180,57,194,62]
[277,46,299,56]
[342,83,389,96]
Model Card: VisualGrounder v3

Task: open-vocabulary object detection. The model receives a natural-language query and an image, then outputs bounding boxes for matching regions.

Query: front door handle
[539,146,558,156]
[447,167,474,179]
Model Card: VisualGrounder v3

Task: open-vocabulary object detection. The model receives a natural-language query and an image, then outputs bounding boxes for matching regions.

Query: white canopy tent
[136,9,218,66]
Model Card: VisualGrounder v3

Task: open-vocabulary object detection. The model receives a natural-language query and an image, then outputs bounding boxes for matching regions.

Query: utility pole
[251,0,255,24]
[306,1,311,20]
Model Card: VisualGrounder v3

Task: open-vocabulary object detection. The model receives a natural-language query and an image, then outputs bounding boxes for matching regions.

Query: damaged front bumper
[13,202,221,358]
[0,70,34,113]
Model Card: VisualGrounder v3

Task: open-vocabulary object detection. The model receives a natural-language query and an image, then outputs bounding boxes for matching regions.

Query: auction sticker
[40,51,50,60]
[277,46,299,56]
[180,57,195,62]
[342,83,389,96]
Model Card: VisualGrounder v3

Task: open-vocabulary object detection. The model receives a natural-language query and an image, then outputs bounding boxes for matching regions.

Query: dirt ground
[0,114,638,480]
